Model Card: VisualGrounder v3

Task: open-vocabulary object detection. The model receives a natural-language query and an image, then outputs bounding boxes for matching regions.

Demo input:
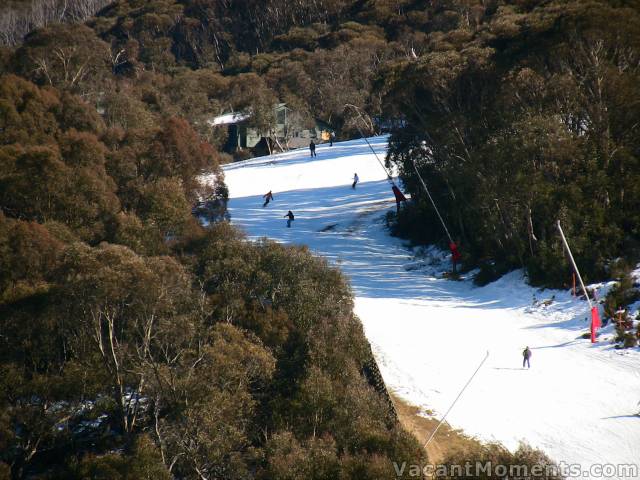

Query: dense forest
[0,73,427,477]
[383,1,640,289]
[2,0,637,477]
[0,0,112,46]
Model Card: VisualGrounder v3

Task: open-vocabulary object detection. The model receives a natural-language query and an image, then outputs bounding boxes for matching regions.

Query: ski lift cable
[343,104,457,253]
[363,134,394,184]
[411,158,454,245]
[424,350,489,448]
[344,103,461,270]
[343,104,395,185]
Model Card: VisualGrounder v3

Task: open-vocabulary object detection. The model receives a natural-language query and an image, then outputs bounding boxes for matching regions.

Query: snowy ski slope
[207,137,640,479]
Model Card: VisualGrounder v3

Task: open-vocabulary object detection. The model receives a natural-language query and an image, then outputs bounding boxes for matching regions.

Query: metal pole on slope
[424,350,489,449]
[556,220,592,310]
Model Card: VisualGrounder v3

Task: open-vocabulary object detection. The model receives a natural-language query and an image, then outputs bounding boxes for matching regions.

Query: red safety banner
[590,306,601,343]
[449,242,461,263]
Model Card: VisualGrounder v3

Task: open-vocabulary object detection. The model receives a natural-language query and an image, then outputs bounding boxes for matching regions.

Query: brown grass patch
[391,393,482,465]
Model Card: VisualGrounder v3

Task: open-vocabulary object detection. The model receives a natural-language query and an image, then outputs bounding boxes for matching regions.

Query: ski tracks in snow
[213,138,640,479]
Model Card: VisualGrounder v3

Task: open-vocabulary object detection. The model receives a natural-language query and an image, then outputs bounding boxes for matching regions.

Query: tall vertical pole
[556,220,592,309]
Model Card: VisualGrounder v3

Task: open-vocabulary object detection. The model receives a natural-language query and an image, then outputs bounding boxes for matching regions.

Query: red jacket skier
[391,185,407,213]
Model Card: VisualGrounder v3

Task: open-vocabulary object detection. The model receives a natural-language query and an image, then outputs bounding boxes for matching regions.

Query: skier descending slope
[262,190,274,207]
[352,173,359,189]
[522,346,532,369]
[284,210,295,228]
[216,136,640,475]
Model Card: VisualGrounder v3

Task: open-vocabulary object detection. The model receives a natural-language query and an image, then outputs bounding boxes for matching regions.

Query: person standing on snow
[284,210,295,228]
[309,141,316,157]
[329,131,335,146]
[352,173,359,189]
[262,190,274,207]
[450,240,462,274]
[522,346,532,369]
[392,184,407,214]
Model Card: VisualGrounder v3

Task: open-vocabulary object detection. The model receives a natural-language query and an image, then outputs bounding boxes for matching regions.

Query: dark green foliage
[604,272,640,348]
[0,213,63,303]
[0,81,424,473]
[70,435,170,480]
[92,0,353,69]
[604,274,640,320]
[618,330,638,348]
[0,0,112,47]
[0,1,581,477]
[12,23,111,95]
[0,75,226,249]
[0,222,426,478]
[382,0,640,287]
[436,442,563,479]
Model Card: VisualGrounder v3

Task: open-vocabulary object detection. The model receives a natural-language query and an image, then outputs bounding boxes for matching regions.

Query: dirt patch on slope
[391,393,482,465]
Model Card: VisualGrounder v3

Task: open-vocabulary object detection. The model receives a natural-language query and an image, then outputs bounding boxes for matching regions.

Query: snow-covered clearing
[207,137,640,479]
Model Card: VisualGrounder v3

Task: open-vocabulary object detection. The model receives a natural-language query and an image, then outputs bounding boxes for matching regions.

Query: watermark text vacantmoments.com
[393,461,639,478]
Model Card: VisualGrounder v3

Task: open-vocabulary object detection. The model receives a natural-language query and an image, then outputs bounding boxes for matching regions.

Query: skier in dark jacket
[329,131,335,146]
[522,347,532,369]
[285,210,295,228]
[309,141,316,157]
[262,190,274,207]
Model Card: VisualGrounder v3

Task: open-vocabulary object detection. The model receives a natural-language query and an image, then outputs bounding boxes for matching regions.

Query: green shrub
[436,443,562,480]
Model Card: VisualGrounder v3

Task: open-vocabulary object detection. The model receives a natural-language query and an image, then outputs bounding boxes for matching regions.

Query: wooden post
[572,272,576,297]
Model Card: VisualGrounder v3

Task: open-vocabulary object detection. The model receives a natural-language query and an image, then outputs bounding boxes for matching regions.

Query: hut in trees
[208,103,331,155]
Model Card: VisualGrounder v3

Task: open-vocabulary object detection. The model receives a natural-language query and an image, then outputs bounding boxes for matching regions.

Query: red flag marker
[590,306,601,343]
[449,242,461,263]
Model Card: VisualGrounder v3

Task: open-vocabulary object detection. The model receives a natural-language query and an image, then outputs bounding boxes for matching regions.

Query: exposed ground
[391,393,481,465]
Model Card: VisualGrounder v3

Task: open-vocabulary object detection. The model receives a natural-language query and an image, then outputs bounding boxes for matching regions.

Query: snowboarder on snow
[309,141,317,157]
[352,173,359,189]
[262,190,274,207]
[522,346,532,369]
[284,210,295,228]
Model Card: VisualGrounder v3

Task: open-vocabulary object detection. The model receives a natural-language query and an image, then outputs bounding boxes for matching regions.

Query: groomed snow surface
[207,137,640,479]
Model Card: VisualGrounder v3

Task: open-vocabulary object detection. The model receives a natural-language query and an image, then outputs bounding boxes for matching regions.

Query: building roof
[207,111,251,126]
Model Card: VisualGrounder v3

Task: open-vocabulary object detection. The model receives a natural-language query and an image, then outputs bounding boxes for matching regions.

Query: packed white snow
[205,137,640,479]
